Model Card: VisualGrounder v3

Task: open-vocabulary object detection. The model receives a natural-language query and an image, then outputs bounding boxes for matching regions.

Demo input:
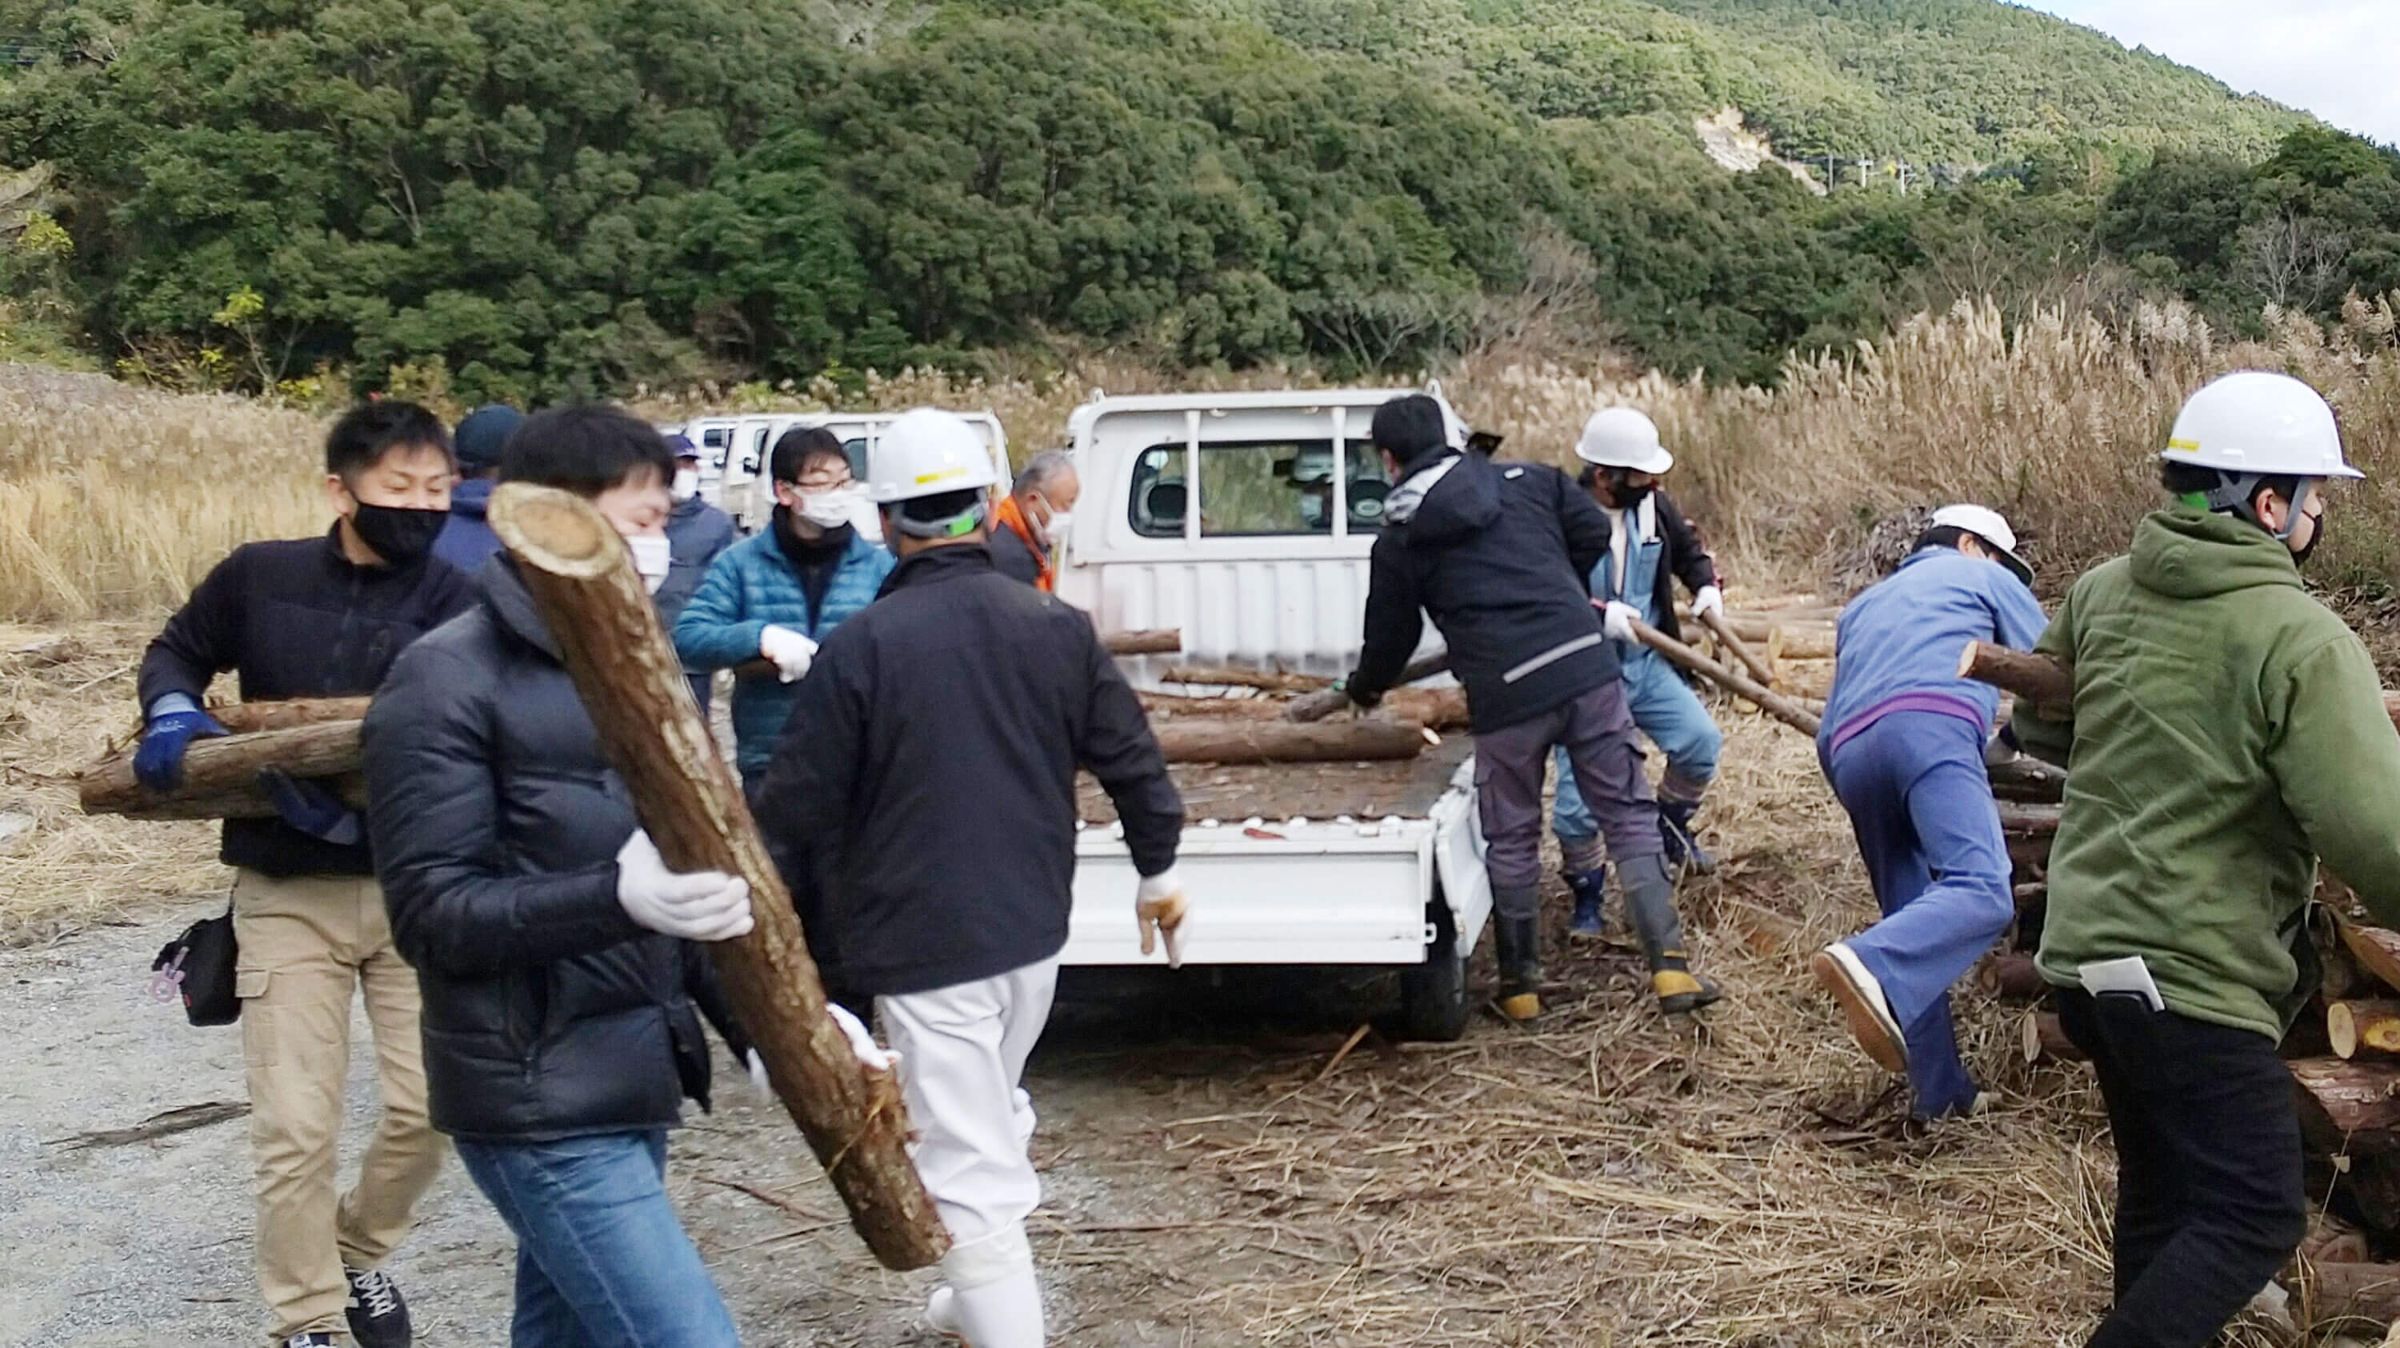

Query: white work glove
[827,1002,895,1071]
[614,829,754,942]
[1600,600,1641,643]
[745,1049,771,1092]
[1136,867,1190,967]
[759,625,818,684]
[1691,584,1725,623]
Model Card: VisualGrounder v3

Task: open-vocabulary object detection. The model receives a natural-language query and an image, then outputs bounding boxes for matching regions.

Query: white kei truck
[1050,388,1491,1041]
[666,410,1010,535]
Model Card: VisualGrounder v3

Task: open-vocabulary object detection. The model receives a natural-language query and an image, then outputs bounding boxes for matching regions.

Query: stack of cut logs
[77,629,1460,824]
[1963,640,2400,1329]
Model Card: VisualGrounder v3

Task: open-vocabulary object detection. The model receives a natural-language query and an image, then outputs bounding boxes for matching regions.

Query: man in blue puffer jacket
[675,427,894,792]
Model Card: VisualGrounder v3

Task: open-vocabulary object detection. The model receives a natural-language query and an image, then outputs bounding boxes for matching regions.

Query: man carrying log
[363,407,764,1347]
[1342,394,1721,1020]
[1553,407,1728,937]
[756,409,1185,1347]
[2017,372,2400,1348]
[1811,505,2046,1120]
[134,401,473,1348]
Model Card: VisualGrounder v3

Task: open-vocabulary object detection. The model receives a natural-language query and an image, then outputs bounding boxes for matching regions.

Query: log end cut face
[489,483,625,579]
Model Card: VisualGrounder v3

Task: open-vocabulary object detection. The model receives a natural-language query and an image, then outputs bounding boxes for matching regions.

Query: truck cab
[1053,389,1488,1039]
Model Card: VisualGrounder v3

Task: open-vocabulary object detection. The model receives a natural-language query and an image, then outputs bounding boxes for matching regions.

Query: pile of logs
[1963,641,2400,1330]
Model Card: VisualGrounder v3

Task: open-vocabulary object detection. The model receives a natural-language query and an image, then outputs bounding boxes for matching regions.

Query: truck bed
[1077,736,1473,825]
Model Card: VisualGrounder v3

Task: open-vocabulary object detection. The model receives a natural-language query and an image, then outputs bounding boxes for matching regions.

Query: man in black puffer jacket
[364,406,757,1348]
[1344,395,1722,1021]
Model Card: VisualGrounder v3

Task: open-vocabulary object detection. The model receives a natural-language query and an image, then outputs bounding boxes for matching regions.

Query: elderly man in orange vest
[989,451,1079,592]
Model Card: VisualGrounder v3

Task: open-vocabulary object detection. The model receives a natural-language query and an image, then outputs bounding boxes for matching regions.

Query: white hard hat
[1930,504,2033,585]
[1575,407,1674,475]
[865,408,998,505]
[2160,371,2360,481]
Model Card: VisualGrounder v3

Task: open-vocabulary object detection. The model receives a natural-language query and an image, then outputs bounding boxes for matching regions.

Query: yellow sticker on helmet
[2166,437,2201,451]
[913,466,965,485]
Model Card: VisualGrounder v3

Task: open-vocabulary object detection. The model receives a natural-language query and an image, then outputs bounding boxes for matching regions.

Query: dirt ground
[0,621,2250,1347]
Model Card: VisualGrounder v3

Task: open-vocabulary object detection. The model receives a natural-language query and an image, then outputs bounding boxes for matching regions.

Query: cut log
[2012,881,2048,913]
[1706,613,1836,659]
[1996,801,2062,836]
[1284,651,1450,723]
[487,483,946,1272]
[2293,1058,2400,1156]
[80,720,366,822]
[1958,642,2072,716]
[2299,1215,2373,1268]
[1163,664,1327,695]
[1151,717,1428,764]
[1139,692,1280,720]
[1987,754,2067,804]
[2290,1260,2400,1325]
[1631,618,1822,737]
[2332,1002,2400,1061]
[1698,609,1778,689]
[1145,686,1467,731]
[200,698,372,736]
[1101,628,1181,656]
[2021,1010,2085,1064]
[1977,951,2047,1000]
[2341,918,2400,998]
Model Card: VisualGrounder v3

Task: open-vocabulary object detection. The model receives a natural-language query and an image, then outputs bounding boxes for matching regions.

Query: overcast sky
[2021,1,2400,146]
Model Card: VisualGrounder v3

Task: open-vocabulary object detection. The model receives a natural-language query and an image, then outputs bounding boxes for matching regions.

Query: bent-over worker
[2021,371,2400,1348]
[758,409,1185,1347]
[1553,408,1728,938]
[1343,394,1720,1020]
[1813,504,2046,1120]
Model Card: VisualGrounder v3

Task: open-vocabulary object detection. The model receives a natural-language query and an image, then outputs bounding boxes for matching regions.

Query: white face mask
[625,533,672,594]
[798,484,863,530]
[671,468,700,501]
[1042,509,1074,540]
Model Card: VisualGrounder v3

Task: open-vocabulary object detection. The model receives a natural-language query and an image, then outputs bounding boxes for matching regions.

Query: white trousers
[878,958,1060,1249]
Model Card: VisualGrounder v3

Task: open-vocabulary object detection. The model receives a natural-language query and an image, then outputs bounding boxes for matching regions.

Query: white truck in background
[664,410,1010,534]
[1050,388,1489,1040]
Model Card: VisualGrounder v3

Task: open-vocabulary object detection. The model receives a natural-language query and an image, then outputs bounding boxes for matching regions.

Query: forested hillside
[0,0,2382,402]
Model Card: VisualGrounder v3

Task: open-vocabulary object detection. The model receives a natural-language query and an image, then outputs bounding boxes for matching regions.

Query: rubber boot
[1492,895,1543,1021]
[1565,868,1606,940]
[932,1227,1045,1347]
[1656,797,1717,876]
[1620,854,1722,1015]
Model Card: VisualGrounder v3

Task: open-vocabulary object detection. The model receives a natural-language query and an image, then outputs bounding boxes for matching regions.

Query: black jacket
[987,525,1044,587]
[1348,452,1619,734]
[1629,489,1720,648]
[138,527,472,877]
[363,562,742,1142]
[757,545,1181,997]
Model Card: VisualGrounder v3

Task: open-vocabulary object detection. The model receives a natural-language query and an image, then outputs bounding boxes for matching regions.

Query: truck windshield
[1129,439,1386,538]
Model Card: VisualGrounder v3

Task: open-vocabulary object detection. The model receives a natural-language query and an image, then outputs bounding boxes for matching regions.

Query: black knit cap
[1371,394,1451,472]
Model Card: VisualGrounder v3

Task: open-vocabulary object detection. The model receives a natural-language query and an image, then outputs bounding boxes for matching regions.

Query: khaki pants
[232,869,445,1343]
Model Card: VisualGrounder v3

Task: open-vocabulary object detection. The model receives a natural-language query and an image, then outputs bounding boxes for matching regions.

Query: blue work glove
[133,707,228,792]
[257,769,364,847]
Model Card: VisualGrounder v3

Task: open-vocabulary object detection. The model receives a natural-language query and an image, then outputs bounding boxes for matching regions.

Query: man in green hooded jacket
[2017,370,2400,1348]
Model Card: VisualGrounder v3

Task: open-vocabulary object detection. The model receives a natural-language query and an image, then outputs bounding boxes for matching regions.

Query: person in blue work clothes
[658,435,740,711]
[1554,408,1728,940]
[430,403,524,573]
[673,427,894,795]
[1811,504,2048,1119]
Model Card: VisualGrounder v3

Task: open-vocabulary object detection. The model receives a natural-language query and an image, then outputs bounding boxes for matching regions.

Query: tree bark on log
[1697,609,1779,689]
[80,720,367,822]
[1101,628,1181,656]
[487,483,946,1272]
[1700,613,1836,659]
[1150,717,1429,764]
[1163,664,1327,694]
[1142,686,1469,731]
[2289,1259,2400,1325]
[2332,1001,2400,1061]
[2341,918,2400,998]
[209,698,375,736]
[2293,1058,2400,1156]
[1988,755,2068,804]
[1977,951,2047,1000]
[1631,618,1823,736]
[1958,642,2073,715]
[1996,801,2062,836]
[1283,652,1450,723]
[2021,1010,2085,1064]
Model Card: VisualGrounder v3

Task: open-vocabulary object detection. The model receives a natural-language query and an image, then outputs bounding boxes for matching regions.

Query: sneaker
[345,1264,412,1348]
[1565,869,1606,940]
[283,1336,337,1348]
[1812,942,1908,1074]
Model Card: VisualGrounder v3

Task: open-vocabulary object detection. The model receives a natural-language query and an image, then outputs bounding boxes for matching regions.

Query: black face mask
[347,501,447,567]
[1608,474,1654,510]
[2292,510,2325,567]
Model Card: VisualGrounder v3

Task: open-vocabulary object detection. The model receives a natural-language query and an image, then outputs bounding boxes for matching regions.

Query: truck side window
[702,427,730,472]
[1129,447,1189,538]
[1129,439,1388,538]
[841,437,870,478]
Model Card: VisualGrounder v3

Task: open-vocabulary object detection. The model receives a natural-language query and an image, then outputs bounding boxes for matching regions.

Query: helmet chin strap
[2198,472,2313,541]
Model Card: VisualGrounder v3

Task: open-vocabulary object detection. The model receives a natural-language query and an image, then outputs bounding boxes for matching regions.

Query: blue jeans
[1553,649,1723,842]
[454,1131,739,1348]
[1821,711,2014,1118]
